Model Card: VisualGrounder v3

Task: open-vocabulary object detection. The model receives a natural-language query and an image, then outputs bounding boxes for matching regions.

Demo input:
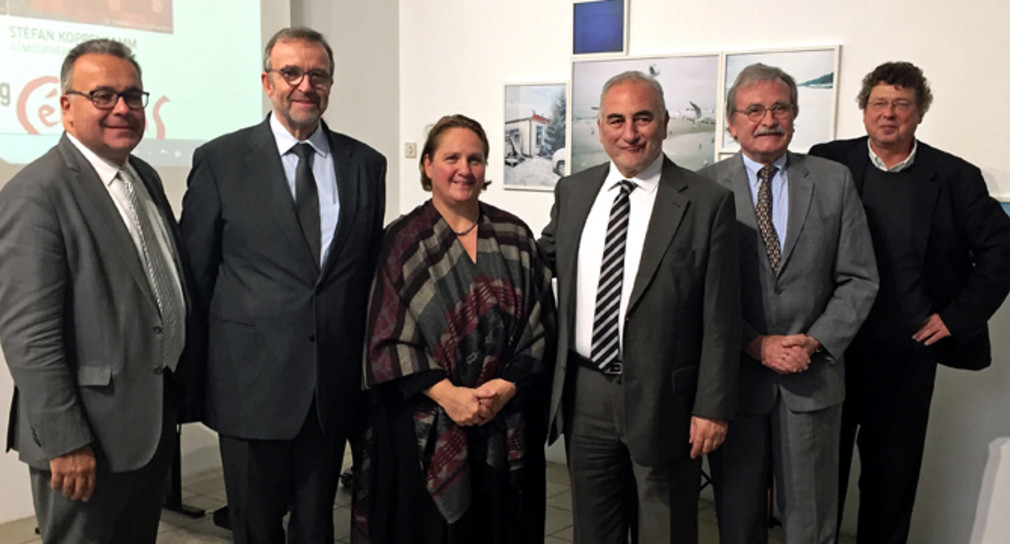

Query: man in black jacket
[809,61,1010,544]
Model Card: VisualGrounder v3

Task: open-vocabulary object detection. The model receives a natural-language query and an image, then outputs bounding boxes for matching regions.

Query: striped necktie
[118,168,184,372]
[591,180,635,373]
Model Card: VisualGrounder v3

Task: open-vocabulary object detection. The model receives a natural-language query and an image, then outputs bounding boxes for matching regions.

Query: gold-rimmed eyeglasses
[734,103,795,122]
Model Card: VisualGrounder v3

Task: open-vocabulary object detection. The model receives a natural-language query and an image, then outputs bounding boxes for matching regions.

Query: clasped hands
[748,333,821,375]
[425,378,517,427]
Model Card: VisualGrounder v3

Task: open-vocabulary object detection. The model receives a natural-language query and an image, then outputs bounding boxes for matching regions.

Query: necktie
[119,168,184,372]
[591,180,635,373]
[755,165,782,272]
[292,143,321,265]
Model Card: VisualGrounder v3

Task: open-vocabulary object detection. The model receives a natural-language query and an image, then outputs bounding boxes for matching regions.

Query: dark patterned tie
[118,168,184,372]
[755,165,782,272]
[292,143,321,265]
[591,180,635,373]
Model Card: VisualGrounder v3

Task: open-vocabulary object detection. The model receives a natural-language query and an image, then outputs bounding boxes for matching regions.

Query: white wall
[398,1,1010,542]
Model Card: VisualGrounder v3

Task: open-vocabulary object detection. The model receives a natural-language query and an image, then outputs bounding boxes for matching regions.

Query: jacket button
[153,325,163,333]
[309,335,316,342]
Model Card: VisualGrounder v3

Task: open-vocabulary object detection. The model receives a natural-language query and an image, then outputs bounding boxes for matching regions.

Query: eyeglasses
[268,66,333,89]
[734,103,795,122]
[867,99,914,112]
[66,89,149,110]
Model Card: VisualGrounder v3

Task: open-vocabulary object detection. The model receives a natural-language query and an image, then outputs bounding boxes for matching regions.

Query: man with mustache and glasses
[0,39,199,543]
[810,62,1010,544]
[180,27,386,544]
[699,63,878,544]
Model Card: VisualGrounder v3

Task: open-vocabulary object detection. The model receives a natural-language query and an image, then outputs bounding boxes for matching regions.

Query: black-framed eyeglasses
[268,66,333,89]
[734,103,795,122]
[66,89,149,110]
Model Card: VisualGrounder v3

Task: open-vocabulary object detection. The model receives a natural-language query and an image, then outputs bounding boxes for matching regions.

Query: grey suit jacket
[180,116,386,441]
[698,152,878,414]
[540,157,741,467]
[0,134,194,472]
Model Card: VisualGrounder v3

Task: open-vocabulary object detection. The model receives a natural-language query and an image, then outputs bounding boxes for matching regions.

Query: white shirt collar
[868,138,917,173]
[269,113,330,158]
[65,132,129,187]
[604,153,664,194]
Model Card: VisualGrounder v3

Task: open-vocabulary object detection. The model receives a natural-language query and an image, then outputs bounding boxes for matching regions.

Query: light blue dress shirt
[269,114,340,266]
[742,153,789,252]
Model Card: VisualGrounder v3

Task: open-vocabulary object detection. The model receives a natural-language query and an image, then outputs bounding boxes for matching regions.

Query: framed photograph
[504,83,568,191]
[573,0,628,56]
[571,54,720,174]
[720,46,840,154]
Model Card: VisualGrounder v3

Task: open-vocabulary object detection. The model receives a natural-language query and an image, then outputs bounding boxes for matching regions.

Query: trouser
[710,396,841,544]
[565,364,701,544]
[839,347,937,544]
[30,376,176,544]
[219,407,345,544]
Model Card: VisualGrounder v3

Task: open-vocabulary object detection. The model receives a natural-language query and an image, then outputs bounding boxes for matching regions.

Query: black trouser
[839,347,937,544]
[219,407,344,544]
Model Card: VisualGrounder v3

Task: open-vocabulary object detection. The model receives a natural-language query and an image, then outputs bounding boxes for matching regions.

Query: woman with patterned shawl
[351,115,555,544]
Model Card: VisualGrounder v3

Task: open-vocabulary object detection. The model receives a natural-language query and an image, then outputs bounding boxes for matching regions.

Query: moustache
[755,127,786,136]
[290,91,320,103]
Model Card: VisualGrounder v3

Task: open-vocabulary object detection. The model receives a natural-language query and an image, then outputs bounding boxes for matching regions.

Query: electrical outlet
[405,142,417,159]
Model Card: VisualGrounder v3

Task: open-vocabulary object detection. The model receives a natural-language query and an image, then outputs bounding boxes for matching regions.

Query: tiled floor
[0,458,854,543]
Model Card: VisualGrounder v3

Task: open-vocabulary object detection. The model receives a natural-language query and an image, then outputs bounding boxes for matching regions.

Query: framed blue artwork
[573,0,626,55]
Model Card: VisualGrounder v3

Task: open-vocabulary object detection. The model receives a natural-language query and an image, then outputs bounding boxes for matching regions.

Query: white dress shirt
[66,133,185,314]
[270,114,340,267]
[868,138,918,172]
[574,154,663,360]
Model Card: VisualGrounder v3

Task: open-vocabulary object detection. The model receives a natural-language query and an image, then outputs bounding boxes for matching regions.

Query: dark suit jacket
[540,157,741,467]
[699,152,878,414]
[809,137,1010,370]
[0,134,199,472]
[180,116,386,440]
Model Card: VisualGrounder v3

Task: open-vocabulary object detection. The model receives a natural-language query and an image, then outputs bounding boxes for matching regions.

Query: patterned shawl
[363,199,552,523]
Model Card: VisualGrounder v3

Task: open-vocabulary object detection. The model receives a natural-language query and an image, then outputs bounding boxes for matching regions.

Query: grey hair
[598,70,666,117]
[60,39,141,93]
[725,63,799,121]
[263,27,335,74]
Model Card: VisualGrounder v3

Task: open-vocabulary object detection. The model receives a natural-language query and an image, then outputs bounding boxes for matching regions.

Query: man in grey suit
[540,71,741,543]
[699,64,878,544]
[0,39,195,542]
[180,27,386,543]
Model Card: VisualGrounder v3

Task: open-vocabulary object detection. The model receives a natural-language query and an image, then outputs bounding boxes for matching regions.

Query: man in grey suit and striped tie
[699,63,879,544]
[0,39,196,543]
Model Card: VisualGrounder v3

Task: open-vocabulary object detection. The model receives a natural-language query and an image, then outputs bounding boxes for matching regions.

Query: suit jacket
[809,137,1010,370]
[699,152,878,414]
[180,116,386,440]
[540,157,741,467]
[0,134,198,472]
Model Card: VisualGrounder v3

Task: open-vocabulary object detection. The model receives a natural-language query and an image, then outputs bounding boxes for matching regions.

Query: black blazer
[540,158,740,466]
[809,137,1010,370]
[180,117,386,439]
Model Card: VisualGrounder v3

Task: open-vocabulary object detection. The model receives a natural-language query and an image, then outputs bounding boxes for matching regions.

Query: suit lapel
[559,166,606,321]
[780,152,812,270]
[909,144,942,262]
[320,128,360,281]
[627,158,687,312]
[58,136,157,310]
[245,120,320,278]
